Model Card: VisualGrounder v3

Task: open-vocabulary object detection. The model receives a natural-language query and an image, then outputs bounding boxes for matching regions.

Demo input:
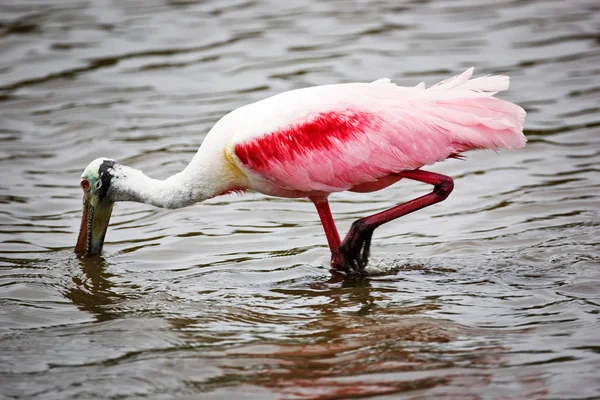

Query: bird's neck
[109,163,229,209]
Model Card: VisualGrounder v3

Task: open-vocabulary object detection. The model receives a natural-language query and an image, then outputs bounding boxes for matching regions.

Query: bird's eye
[81,179,90,191]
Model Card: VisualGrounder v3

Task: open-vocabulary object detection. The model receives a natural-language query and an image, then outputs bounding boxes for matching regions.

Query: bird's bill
[75,197,113,255]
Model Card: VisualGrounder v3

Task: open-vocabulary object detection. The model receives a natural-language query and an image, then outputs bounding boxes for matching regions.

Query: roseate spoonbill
[75,68,526,275]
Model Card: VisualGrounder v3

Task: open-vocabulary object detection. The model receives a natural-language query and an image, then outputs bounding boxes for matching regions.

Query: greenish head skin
[75,158,117,255]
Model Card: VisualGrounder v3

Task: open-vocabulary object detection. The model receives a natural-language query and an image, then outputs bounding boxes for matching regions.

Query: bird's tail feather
[425,68,526,151]
[429,67,510,93]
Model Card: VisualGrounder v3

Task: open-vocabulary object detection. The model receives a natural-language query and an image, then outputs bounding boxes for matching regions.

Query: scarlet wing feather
[235,111,396,192]
[235,111,378,171]
[234,108,425,193]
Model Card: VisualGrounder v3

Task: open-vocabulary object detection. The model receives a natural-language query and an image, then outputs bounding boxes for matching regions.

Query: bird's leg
[338,170,454,275]
[309,196,344,269]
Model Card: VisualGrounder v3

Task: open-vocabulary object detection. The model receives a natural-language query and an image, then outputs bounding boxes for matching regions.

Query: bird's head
[75,158,118,255]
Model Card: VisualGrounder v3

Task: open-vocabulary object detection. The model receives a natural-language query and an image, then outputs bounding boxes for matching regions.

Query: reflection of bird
[75,68,526,275]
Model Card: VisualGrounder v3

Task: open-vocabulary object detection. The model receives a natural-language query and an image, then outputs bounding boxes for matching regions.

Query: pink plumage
[233,68,526,195]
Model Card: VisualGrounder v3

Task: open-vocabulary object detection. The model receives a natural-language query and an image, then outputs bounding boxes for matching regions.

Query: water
[1,0,599,398]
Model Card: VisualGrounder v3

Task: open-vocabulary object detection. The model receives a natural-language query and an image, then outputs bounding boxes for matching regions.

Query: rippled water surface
[1,0,599,398]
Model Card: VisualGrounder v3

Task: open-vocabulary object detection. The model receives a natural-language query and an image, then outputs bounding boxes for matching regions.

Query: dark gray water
[1,0,599,399]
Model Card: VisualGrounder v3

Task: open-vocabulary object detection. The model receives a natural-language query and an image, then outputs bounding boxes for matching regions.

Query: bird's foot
[330,220,374,276]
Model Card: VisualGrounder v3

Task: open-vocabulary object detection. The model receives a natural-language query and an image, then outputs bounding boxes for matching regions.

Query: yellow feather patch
[223,144,247,180]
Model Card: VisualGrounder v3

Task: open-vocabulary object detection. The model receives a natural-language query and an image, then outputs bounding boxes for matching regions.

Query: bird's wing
[226,68,526,193]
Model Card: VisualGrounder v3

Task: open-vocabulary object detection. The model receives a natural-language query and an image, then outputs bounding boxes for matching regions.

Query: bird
[75,68,526,275]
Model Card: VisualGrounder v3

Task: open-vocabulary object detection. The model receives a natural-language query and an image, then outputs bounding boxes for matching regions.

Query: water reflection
[64,255,122,321]
[163,275,551,399]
